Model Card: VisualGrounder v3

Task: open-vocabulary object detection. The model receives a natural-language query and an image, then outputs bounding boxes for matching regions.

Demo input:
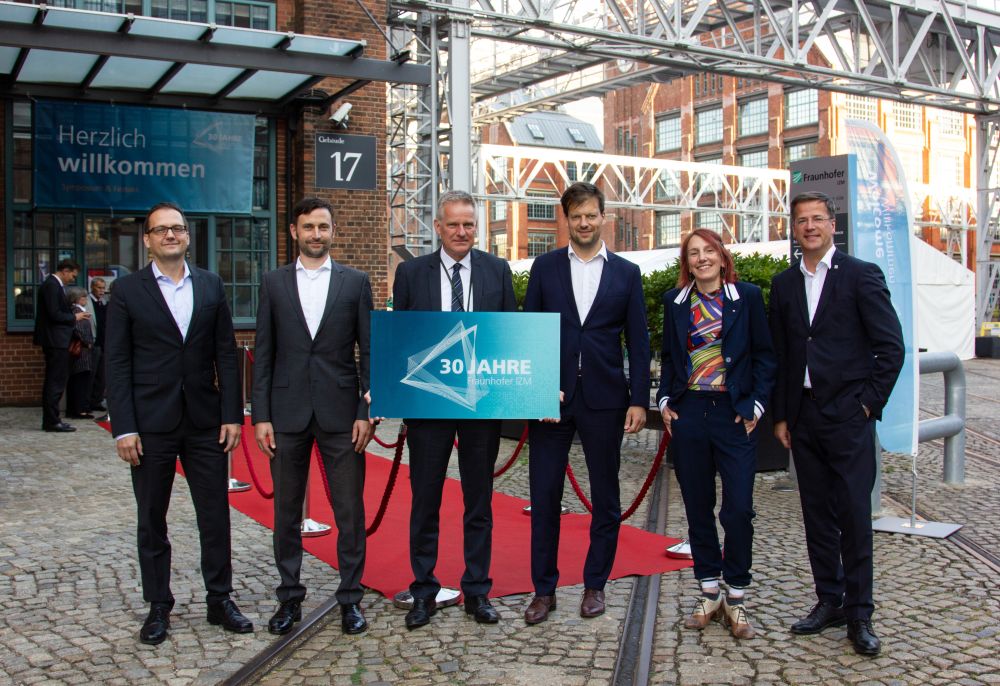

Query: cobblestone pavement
[1,359,998,685]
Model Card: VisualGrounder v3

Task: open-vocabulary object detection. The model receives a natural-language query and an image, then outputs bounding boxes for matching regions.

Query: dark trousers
[406,418,501,600]
[88,345,106,409]
[791,392,877,620]
[41,346,69,428]
[669,391,757,588]
[528,379,626,596]
[271,416,366,605]
[131,414,233,606]
[66,371,92,416]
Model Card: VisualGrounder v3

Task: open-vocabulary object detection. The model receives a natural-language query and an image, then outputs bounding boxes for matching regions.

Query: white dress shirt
[568,240,608,324]
[800,244,836,388]
[296,256,332,339]
[151,260,193,341]
[438,250,473,312]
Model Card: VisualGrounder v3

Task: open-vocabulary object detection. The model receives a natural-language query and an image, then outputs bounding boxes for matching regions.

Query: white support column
[447,0,472,194]
[976,115,1000,326]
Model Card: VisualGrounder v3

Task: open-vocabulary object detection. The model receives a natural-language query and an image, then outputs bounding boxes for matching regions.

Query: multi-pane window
[148,0,273,27]
[566,161,577,181]
[655,114,681,152]
[895,147,924,184]
[655,169,682,199]
[527,123,545,140]
[11,213,79,323]
[938,110,964,137]
[491,201,507,222]
[11,102,31,205]
[935,153,964,187]
[785,139,818,166]
[784,89,818,128]
[526,191,557,220]
[216,217,270,320]
[845,94,878,122]
[738,98,768,136]
[739,149,768,168]
[740,216,764,242]
[655,213,681,248]
[491,232,508,258]
[697,211,725,235]
[491,156,508,183]
[894,102,920,131]
[696,107,723,145]
[527,231,556,257]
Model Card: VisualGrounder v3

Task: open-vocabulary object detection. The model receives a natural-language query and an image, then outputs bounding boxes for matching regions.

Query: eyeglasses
[146,225,189,236]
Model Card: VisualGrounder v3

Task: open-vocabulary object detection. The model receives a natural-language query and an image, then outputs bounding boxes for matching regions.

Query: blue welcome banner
[370,311,560,419]
[34,100,254,212]
[845,120,919,455]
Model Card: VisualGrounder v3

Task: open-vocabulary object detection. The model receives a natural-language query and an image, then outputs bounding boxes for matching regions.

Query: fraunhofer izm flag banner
[845,119,919,455]
[34,100,255,213]
[370,311,560,419]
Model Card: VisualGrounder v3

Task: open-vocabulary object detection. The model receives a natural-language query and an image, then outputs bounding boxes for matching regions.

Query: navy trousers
[791,392,877,620]
[669,391,757,588]
[529,379,626,596]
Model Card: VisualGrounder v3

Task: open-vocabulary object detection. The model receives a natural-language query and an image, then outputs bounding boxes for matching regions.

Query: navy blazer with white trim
[656,280,776,421]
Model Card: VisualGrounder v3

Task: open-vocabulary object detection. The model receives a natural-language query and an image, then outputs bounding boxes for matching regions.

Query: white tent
[510,237,975,359]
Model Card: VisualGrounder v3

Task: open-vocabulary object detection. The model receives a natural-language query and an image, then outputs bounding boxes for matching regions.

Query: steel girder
[976,114,1000,325]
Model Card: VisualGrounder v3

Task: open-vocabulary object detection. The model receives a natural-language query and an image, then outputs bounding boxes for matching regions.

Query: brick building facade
[0,0,389,406]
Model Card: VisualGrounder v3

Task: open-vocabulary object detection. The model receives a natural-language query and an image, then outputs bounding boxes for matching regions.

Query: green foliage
[510,250,788,355]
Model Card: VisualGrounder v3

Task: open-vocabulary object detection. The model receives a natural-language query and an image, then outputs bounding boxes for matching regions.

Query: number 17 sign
[315,133,377,190]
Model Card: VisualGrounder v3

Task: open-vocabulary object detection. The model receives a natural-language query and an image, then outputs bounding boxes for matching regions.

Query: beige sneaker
[683,593,723,629]
[723,597,756,639]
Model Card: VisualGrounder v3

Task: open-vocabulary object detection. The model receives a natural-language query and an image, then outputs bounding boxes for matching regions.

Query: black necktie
[450,263,464,312]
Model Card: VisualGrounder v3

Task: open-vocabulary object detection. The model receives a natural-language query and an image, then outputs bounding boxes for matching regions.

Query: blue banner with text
[370,311,561,419]
[34,100,254,213]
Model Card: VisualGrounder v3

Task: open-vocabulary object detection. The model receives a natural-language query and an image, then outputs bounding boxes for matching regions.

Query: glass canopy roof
[0,1,427,113]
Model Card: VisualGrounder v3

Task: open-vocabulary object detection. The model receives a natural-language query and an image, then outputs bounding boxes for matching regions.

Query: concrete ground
[1,359,997,685]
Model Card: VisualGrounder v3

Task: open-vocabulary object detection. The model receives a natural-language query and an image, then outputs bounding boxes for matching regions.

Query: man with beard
[253,197,374,636]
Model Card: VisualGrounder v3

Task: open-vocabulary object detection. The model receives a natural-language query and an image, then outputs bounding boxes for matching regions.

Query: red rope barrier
[245,348,254,364]
[372,432,403,449]
[493,422,529,478]
[312,425,408,537]
[565,430,670,522]
[238,423,274,499]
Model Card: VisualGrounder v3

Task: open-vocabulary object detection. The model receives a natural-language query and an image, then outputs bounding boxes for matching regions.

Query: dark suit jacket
[769,250,904,428]
[523,247,650,410]
[393,248,516,314]
[89,295,108,347]
[657,281,776,420]
[106,263,242,437]
[252,261,372,433]
[33,275,75,349]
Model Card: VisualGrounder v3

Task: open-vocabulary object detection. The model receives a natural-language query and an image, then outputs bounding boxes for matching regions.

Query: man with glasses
[770,191,903,656]
[252,197,374,636]
[106,201,252,646]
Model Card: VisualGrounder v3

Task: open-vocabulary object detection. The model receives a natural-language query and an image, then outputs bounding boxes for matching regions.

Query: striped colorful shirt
[686,288,727,391]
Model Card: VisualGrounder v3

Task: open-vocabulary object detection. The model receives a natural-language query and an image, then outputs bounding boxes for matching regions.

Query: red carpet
[103,419,693,598]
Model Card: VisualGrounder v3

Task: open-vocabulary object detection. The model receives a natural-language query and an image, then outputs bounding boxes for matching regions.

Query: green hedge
[512,250,788,353]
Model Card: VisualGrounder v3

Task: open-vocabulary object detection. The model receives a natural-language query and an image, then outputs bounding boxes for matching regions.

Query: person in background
[65,287,96,420]
[85,277,109,416]
[657,228,776,639]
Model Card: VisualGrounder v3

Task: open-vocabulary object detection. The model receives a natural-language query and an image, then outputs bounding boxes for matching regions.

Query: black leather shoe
[464,595,500,623]
[405,597,436,630]
[268,600,302,635]
[341,603,368,634]
[847,619,881,656]
[207,599,253,633]
[790,601,847,635]
[139,604,171,645]
[43,423,76,432]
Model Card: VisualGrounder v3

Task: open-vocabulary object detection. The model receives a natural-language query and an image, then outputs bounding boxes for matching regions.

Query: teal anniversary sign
[370,311,560,419]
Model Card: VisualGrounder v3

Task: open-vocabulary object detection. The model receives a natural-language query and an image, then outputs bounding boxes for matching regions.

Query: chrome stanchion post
[301,478,331,537]
[229,344,251,493]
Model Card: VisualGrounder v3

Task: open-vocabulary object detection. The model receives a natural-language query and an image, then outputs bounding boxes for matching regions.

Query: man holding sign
[392,190,517,629]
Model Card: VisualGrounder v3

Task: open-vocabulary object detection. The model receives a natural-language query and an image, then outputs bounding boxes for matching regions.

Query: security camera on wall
[329,102,352,128]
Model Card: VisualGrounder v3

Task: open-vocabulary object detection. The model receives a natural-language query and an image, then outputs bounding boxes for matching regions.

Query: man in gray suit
[252,197,374,636]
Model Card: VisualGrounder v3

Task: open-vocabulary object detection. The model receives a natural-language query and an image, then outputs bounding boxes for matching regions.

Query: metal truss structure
[387,0,1000,321]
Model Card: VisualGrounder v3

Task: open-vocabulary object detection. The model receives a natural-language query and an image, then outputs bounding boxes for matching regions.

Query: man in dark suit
[522,182,650,624]
[770,191,904,656]
[253,197,374,636]
[392,190,517,629]
[107,201,252,646]
[34,258,90,432]
[86,277,109,415]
